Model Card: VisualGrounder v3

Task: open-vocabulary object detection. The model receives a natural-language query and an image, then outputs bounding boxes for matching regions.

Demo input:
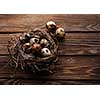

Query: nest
[7,28,58,74]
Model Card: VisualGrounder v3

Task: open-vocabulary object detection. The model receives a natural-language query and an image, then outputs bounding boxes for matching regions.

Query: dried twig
[7,28,58,74]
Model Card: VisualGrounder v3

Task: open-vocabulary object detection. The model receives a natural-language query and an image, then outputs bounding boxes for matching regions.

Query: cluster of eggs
[46,21,65,39]
[19,21,65,57]
[19,32,52,57]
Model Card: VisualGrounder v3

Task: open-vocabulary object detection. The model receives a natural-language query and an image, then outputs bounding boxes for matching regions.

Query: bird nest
[7,28,58,74]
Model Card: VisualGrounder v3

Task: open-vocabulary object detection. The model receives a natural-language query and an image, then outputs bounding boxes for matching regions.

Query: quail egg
[32,44,41,52]
[30,37,39,45]
[41,48,51,57]
[19,36,24,41]
[19,33,31,43]
[40,38,49,47]
[24,33,31,42]
[56,27,65,39]
[19,36,26,44]
[23,43,31,54]
[46,21,57,32]
[24,33,30,38]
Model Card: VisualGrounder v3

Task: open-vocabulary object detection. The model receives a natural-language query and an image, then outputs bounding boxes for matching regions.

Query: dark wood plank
[0,56,100,81]
[0,15,100,32]
[0,14,100,84]
[0,32,100,55]
[0,79,100,85]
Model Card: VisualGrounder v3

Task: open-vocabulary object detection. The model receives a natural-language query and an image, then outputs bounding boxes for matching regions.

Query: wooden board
[0,32,100,55]
[0,14,100,32]
[0,14,100,84]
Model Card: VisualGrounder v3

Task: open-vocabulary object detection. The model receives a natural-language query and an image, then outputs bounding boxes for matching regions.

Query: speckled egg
[56,27,65,38]
[46,21,57,32]
[30,37,39,45]
[40,38,49,47]
[41,48,51,57]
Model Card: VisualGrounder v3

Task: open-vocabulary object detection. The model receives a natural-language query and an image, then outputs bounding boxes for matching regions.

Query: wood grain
[0,15,100,32]
[0,32,100,55]
[0,56,100,80]
[0,14,99,84]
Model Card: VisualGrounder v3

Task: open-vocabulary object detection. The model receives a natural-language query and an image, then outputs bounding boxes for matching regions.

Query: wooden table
[0,14,100,85]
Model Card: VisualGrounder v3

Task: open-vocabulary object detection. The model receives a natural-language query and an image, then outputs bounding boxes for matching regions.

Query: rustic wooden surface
[0,14,100,85]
